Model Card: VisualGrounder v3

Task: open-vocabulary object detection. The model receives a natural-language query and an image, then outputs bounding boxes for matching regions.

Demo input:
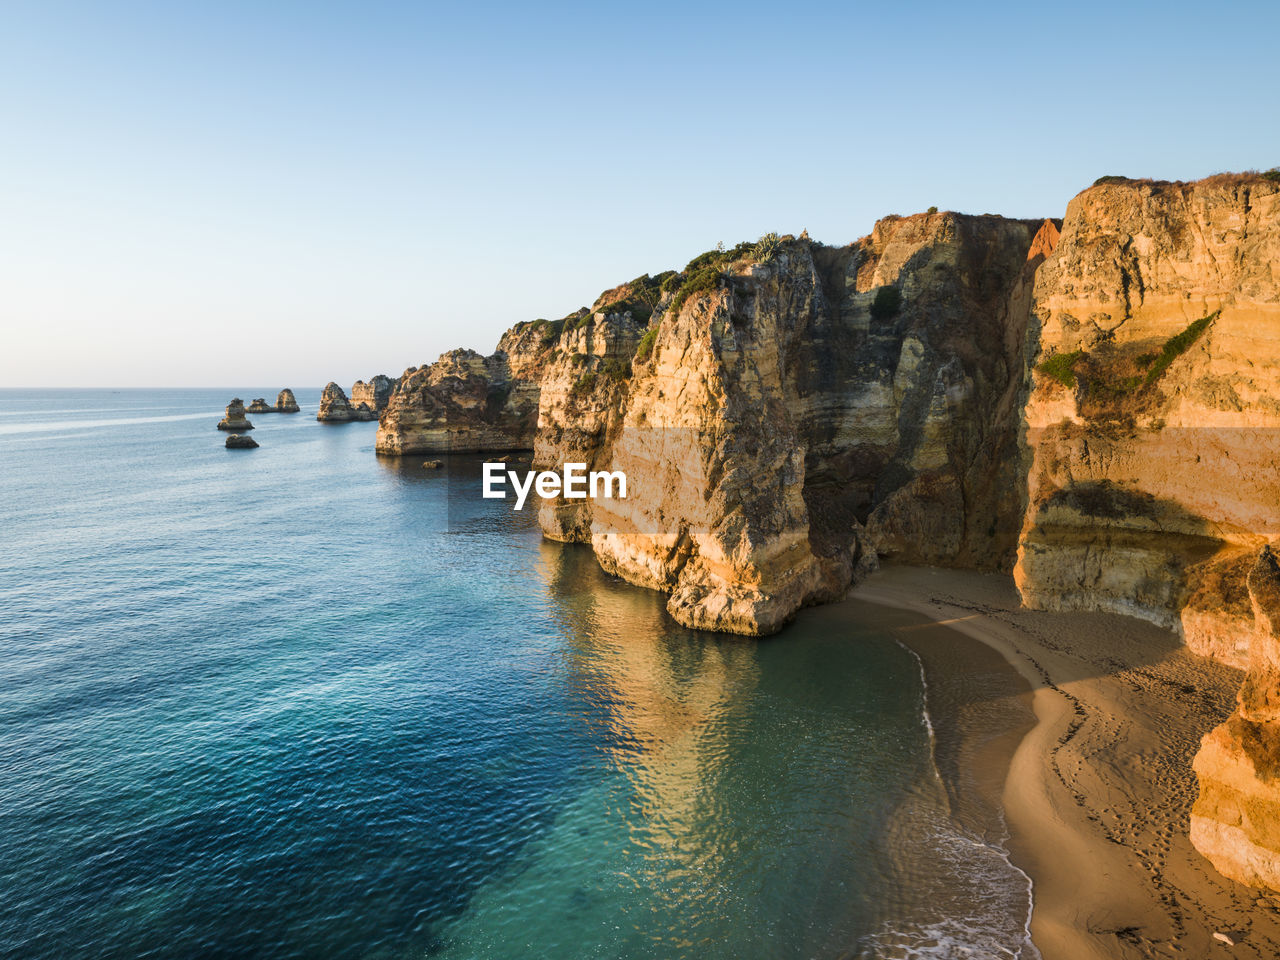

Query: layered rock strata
[366,171,1280,892]
[246,398,272,413]
[376,323,549,454]
[351,375,399,413]
[1015,175,1280,628]
[217,399,253,432]
[276,389,300,413]
[540,217,1045,633]
[1192,547,1280,890]
[317,382,376,422]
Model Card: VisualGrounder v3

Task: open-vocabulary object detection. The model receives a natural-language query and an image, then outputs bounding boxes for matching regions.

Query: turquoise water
[0,389,1033,958]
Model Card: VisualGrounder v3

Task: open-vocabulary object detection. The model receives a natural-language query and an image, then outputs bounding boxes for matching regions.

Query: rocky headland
[366,170,1280,898]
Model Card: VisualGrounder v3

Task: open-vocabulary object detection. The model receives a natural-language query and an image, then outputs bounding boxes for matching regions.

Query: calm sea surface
[0,389,1034,959]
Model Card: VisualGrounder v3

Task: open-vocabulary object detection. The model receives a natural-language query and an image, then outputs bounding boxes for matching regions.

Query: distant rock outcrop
[376,324,549,454]
[351,375,399,413]
[225,434,259,449]
[246,398,272,413]
[217,399,254,432]
[276,389,300,413]
[316,382,373,422]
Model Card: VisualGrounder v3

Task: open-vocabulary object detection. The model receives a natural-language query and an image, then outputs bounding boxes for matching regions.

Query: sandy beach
[850,565,1280,960]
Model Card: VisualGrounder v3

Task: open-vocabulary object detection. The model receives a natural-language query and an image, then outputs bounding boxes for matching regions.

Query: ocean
[0,389,1036,959]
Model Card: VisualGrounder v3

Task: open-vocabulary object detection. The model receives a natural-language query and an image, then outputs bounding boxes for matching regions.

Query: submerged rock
[217,399,254,432]
[276,388,300,413]
[224,433,259,449]
[246,398,272,413]
[422,459,444,469]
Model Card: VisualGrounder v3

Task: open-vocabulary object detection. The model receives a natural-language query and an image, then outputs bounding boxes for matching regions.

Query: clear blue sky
[3,0,1277,387]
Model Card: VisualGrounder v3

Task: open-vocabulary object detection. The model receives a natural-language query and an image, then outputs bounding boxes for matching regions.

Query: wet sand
[851,565,1280,960]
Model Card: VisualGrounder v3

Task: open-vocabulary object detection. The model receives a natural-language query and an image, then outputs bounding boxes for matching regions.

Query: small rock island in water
[224,434,259,449]
[216,399,254,432]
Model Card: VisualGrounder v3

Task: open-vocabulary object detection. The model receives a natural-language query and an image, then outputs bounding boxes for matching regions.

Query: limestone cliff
[217,398,253,432]
[351,374,399,413]
[534,217,1045,633]
[1006,173,1280,894]
[317,382,376,422]
[365,171,1280,891]
[375,324,549,454]
[275,389,300,413]
[1192,547,1280,890]
[1015,174,1280,628]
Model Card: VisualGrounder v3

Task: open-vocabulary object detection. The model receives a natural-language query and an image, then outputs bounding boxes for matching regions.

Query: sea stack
[217,398,254,432]
[316,382,356,421]
[225,434,259,449]
[246,398,272,413]
[275,388,300,413]
[350,374,399,414]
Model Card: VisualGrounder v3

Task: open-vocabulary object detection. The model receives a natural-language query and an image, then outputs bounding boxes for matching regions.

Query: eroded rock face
[217,399,253,432]
[533,216,1045,633]
[316,382,356,422]
[246,398,271,414]
[225,433,258,449]
[1193,547,1280,891]
[1015,175,1280,628]
[276,389,300,413]
[375,324,550,454]
[351,375,399,413]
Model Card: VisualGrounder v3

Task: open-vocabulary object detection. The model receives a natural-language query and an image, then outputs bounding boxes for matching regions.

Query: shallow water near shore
[0,388,1036,958]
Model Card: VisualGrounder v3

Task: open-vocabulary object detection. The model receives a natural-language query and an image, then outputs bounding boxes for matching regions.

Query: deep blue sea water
[0,389,1034,959]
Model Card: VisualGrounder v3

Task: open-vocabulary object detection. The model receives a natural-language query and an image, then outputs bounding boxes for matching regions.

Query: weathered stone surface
[316,382,356,422]
[217,398,253,432]
[375,324,550,454]
[351,374,399,413]
[533,218,1043,633]
[1016,174,1280,629]
[1193,547,1280,891]
[275,389,300,413]
[224,433,258,449]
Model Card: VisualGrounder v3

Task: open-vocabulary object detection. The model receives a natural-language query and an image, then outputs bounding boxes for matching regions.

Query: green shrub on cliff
[1037,349,1084,387]
[752,232,782,260]
[1093,175,1130,186]
[670,266,724,315]
[635,326,659,363]
[570,372,598,398]
[1142,312,1216,384]
[602,357,631,382]
[1263,168,1280,182]
[869,285,902,321]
